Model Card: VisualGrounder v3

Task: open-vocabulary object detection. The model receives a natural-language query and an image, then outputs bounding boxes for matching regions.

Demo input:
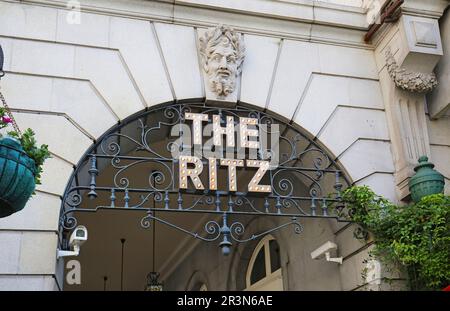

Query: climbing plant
[341,186,450,290]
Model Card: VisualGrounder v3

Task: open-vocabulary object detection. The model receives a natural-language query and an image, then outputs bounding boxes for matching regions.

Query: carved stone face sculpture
[199,25,245,99]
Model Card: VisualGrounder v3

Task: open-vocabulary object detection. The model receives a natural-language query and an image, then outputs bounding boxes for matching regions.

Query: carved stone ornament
[385,49,438,93]
[199,25,245,100]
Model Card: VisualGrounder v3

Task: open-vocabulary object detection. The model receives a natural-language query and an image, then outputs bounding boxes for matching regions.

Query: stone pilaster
[374,1,446,201]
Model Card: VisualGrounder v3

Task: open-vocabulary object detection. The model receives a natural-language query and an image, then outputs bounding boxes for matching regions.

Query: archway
[57,101,351,290]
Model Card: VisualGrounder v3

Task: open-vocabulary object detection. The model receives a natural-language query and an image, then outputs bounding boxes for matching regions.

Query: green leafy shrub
[342,186,450,290]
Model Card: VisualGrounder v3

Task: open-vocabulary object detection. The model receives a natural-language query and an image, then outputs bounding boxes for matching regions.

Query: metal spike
[275,197,282,214]
[228,196,233,212]
[264,198,270,213]
[124,189,129,208]
[164,191,170,209]
[215,193,221,212]
[88,155,98,199]
[110,189,116,208]
[177,192,183,210]
[322,199,328,216]
[311,197,316,216]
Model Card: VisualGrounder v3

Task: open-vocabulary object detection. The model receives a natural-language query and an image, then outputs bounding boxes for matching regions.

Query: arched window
[245,235,283,291]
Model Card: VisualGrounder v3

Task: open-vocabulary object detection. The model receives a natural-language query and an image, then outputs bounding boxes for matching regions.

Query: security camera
[311,241,343,264]
[69,225,88,248]
[57,226,88,259]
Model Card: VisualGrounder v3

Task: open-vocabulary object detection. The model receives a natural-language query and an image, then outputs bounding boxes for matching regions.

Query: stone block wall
[0,0,446,290]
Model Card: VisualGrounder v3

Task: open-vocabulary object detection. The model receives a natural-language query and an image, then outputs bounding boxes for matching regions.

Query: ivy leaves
[342,186,450,290]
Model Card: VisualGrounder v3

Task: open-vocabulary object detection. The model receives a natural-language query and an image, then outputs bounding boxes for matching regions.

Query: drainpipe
[364,0,404,43]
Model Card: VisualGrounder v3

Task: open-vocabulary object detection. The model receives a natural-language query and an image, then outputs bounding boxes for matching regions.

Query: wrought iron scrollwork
[59,103,350,254]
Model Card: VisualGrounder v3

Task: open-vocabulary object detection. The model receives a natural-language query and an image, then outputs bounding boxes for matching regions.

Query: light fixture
[145,172,163,291]
[145,271,163,291]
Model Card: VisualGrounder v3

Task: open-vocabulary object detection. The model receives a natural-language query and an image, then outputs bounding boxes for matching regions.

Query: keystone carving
[199,25,245,100]
[385,49,438,93]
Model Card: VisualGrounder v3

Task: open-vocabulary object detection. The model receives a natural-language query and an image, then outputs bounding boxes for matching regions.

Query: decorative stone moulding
[385,49,438,93]
[199,24,245,105]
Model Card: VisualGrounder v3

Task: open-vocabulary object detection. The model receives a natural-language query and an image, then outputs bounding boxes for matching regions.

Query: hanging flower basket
[0,52,50,217]
[0,91,50,218]
[0,136,36,217]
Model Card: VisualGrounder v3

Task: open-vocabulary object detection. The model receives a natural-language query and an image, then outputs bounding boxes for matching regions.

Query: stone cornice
[10,0,371,48]
[169,0,367,27]
[372,0,449,46]
[401,0,450,19]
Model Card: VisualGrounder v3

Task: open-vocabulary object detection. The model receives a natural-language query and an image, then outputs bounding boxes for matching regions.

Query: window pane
[269,239,281,273]
[250,247,266,285]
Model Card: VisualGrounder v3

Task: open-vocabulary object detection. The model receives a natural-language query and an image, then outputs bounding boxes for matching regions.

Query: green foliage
[6,129,51,185]
[342,186,450,290]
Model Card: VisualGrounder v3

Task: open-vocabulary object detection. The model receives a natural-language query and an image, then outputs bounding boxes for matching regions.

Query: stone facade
[0,0,448,291]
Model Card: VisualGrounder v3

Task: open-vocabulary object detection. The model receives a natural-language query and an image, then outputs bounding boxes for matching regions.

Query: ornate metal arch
[58,102,351,255]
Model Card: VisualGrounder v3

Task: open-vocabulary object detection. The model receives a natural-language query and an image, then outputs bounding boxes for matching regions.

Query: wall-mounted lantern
[145,175,163,291]
[409,156,445,202]
[145,271,163,291]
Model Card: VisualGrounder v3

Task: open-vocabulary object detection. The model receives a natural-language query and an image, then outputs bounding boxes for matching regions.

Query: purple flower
[2,116,12,124]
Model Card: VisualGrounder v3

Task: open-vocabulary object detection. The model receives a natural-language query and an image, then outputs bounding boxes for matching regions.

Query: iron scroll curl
[58,102,350,254]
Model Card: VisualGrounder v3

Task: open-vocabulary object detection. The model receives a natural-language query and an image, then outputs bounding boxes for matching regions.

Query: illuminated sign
[178,113,276,193]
